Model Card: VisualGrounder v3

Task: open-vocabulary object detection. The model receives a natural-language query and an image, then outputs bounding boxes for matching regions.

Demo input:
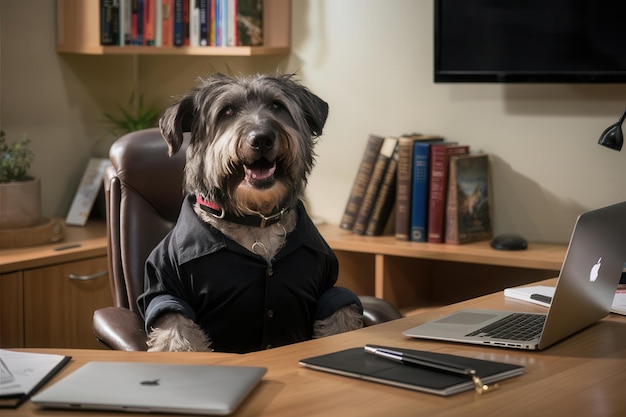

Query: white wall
[1,1,625,244]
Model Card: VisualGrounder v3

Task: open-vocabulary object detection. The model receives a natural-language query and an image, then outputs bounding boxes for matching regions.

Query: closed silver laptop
[32,362,266,415]
[403,201,626,350]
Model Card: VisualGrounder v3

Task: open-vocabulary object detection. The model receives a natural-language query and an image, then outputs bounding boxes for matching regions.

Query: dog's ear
[277,74,329,138]
[301,91,329,138]
[159,96,194,156]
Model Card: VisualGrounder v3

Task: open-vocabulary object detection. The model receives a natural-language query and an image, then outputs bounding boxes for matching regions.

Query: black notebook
[299,346,524,396]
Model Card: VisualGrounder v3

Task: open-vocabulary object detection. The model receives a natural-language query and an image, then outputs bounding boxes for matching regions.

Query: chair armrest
[93,307,149,351]
[359,296,404,327]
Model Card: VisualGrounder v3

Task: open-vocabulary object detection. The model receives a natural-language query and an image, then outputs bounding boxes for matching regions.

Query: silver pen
[364,345,497,393]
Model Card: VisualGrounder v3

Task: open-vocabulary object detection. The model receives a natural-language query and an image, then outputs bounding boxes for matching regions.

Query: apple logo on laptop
[589,258,602,282]
[140,379,160,386]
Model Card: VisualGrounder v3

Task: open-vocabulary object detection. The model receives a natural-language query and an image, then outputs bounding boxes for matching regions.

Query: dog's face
[160,73,329,217]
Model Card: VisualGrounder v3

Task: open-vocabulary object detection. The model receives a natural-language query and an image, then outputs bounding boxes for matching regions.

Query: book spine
[444,157,460,244]
[143,0,156,45]
[136,0,144,44]
[101,0,120,45]
[228,0,236,46]
[366,143,399,236]
[426,145,469,243]
[161,0,173,46]
[190,0,200,46]
[394,137,415,240]
[154,0,163,46]
[119,0,132,45]
[339,135,385,230]
[409,142,432,242]
[353,137,398,235]
[199,0,208,45]
[209,0,216,45]
[173,0,184,46]
[182,0,190,45]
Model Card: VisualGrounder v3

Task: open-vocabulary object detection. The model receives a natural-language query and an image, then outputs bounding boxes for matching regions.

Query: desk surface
[9,279,626,417]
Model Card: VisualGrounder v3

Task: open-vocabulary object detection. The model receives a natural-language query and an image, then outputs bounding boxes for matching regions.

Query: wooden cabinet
[317,224,567,314]
[0,223,112,349]
[56,0,291,56]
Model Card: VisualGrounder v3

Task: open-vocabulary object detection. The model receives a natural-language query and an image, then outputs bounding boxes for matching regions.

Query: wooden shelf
[56,0,291,56]
[317,224,567,312]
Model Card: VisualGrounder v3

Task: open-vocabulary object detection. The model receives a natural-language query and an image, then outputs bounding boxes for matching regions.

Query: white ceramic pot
[0,178,41,229]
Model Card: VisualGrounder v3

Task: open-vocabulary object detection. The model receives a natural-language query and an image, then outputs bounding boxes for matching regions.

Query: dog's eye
[220,106,235,119]
[270,101,285,112]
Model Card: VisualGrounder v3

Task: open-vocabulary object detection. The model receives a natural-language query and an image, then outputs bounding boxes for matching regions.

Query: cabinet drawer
[23,256,113,348]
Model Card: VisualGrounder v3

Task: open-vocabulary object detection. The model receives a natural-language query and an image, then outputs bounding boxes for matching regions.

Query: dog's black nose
[247,131,275,151]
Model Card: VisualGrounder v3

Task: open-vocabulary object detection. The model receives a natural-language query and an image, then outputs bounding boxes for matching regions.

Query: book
[365,142,399,236]
[173,0,184,46]
[143,0,156,45]
[0,350,71,408]
[352,137,398,235]
[199,0,209,45]
[409,141,450,242]
[339,135,384,230]
[189,0,200,46]
[299,346,524,397]
[444,154,492,244]
[161,0,174,46]
[100,0,120,45]
[426,144,469,243]
[118,0,132,45]
[237,0,263,46]
[395,135,444,241]
[504,284,626,315]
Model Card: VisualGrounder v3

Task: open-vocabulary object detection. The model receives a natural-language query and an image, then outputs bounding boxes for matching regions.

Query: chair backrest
[104,128,189,313]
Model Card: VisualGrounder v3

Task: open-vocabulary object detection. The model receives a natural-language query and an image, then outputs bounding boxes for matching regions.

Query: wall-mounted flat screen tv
[434,0,626,83]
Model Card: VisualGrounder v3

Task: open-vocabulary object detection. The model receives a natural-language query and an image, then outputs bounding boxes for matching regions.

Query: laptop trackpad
[435,311,498,325]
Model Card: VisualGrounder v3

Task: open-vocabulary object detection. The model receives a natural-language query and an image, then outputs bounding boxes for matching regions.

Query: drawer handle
[68,270,108,281]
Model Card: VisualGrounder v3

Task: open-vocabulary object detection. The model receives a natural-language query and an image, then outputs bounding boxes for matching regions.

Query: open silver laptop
[403,201,626,350]
[31,362,266,415]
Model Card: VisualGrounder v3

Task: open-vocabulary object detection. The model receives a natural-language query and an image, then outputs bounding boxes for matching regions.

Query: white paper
[0,350,67,397]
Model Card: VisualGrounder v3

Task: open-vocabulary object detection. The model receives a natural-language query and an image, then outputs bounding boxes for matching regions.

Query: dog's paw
[312,304,364,339]
[147,313,212,352]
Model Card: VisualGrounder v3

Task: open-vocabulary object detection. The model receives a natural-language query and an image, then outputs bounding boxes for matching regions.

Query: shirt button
[266,344,273,350]
[267,309,274,318]
[267,267,274,276]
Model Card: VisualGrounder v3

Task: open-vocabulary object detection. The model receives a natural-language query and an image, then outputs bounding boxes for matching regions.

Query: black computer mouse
[490,233,528,251]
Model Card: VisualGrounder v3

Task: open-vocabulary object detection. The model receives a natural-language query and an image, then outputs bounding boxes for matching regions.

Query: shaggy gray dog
[139,73,363,352]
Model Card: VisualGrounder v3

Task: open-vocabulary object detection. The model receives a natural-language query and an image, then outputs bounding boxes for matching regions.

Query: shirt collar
[172,195,331,265]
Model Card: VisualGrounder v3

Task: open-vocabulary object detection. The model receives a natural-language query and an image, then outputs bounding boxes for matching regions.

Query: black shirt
[137,195,339,353]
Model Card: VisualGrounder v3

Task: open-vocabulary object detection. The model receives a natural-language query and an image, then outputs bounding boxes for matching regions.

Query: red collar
[195,194,290,228]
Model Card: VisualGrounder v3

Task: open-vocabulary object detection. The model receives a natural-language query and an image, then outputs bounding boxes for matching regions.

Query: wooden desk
[10,279,626,417]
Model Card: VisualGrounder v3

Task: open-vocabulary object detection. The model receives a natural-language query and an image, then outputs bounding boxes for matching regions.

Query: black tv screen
[434,0,626,83]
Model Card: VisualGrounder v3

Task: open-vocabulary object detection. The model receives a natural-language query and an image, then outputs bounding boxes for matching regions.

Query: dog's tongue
[244,160,276,183]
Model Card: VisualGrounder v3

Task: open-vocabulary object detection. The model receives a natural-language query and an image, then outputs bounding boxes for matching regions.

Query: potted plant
[0,129,41,228]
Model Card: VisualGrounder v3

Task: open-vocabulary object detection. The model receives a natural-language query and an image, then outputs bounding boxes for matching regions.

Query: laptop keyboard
[466,313,546,341]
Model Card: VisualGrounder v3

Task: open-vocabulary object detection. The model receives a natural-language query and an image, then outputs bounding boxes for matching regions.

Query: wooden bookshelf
[317,224,567,314]
[56,0,290,56]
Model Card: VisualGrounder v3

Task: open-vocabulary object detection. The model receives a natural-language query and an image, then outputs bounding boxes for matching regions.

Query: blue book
[173,0,184,46]
[409,142,436,242]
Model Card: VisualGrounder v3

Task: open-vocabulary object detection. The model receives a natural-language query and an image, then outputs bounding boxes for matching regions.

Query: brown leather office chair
[93,128,402,351]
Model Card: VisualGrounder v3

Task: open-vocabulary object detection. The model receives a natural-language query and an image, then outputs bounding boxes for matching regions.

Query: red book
[426,144,469,243]
[143,0,156,45]
[161,0,174,46]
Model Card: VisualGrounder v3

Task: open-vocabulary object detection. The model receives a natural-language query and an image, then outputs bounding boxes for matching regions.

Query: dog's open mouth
[243,158,277,188]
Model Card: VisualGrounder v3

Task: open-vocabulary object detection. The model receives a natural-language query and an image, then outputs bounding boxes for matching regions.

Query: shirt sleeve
[136,233,196,332]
